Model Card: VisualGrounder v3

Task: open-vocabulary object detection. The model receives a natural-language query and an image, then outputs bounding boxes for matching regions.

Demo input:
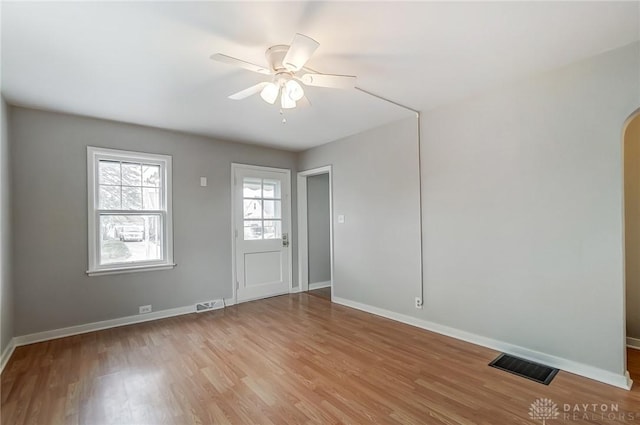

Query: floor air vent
[195,299,225,313]
[489,353,559,385]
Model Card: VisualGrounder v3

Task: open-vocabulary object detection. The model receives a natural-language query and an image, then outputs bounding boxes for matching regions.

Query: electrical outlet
[139,305,152,314]
[415,297,423,309]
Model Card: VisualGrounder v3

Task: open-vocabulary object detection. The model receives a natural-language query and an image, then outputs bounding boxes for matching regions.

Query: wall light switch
[338,215,345,224]
[200,177,207,187]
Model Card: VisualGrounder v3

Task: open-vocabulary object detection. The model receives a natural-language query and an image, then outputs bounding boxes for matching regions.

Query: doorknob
[282,233,289,247]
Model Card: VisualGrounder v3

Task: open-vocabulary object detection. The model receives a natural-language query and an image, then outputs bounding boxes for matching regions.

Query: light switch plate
[200,177,207,187]
[338,215,345,224]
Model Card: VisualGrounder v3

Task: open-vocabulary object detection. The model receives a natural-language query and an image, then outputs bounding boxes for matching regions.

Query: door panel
[233,165,291,303]
[244,251,282,286]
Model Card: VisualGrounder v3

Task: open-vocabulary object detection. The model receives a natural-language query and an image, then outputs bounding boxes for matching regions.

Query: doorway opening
[297,166,333,301]
[623,109,640,386]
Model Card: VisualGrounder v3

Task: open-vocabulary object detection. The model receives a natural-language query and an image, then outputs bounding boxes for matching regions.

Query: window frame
[242,177,283,241]
[87,146,175,276]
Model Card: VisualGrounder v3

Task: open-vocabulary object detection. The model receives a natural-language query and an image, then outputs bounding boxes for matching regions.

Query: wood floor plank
[2,293,640,425]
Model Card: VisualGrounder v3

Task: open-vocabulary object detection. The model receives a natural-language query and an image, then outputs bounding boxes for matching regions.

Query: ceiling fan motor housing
[265,45,291,72]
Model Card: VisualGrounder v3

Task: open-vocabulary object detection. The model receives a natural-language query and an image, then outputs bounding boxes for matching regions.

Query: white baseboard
[13,305,195,347]
[4,298,235,367]
[309,281,331,290]
[0,338,16,374]
[332,296,632,391]
[625,371,634,390]
[628,337,640,350]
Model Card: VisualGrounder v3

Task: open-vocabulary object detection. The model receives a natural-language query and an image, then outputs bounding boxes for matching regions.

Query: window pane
[143,188,160,210]
[99,185,121,209]
[263,200,281,219]
[99,161,121,185]
[122,162,142,186]
[263,179,281,199]
[243,220,262,240]
[122,187,142,210]
[143,165,160,187]
[244,199,262,219]
[263,220,281,239]
[243,178,261,198]
[99,215,162,265]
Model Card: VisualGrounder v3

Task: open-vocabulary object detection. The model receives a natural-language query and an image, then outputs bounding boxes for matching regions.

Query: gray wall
[300,43,639,376]
[10,107,297,336]
[625,113,640,340]
[420,43,638,375]
[1,97,13,354]
[307,173,331,284]
[299,117,423,314]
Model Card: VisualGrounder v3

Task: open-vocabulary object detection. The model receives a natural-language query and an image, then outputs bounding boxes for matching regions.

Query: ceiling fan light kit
[260,83,279,104]
[211,33,357,118]
[280,89,296,109]
[285,80,304,101]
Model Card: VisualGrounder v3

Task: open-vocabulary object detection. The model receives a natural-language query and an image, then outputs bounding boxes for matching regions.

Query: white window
[242,177,283,240]
[87,147,174,275]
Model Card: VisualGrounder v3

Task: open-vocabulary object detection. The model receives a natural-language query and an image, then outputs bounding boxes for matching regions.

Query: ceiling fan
[210,34,357,111]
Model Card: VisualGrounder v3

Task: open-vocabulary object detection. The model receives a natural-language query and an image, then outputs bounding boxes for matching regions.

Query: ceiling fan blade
[210,53,272,75]
[299,73,357,89]
[228,82,270,100]
[283,34,319,72]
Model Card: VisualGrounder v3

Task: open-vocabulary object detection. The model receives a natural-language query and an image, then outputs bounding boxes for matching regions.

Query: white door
[233,164,291,303]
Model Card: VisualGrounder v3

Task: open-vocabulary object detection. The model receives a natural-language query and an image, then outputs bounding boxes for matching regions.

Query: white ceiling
[2,1,638,151]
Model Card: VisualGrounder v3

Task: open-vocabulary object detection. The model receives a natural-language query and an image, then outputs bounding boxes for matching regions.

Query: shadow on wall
[625,111,640,345]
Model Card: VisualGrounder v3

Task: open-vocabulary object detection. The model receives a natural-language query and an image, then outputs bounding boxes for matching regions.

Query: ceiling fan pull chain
[279,109,287,124]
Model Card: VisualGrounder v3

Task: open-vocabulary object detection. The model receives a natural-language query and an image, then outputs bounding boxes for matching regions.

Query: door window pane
[99,215,162,265]
[243,178,262,198]
[262,179,281,199]
[244,220,262,240]
[263,200,281,219]
[244,199,262,219]
[263,220,282,239]
[242,176,284,240]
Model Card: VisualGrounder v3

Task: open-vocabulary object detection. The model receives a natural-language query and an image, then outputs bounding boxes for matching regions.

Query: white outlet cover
[139,305,152,314]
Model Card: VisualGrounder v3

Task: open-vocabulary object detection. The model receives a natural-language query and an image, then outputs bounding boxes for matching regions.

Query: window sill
[86,263,176,277]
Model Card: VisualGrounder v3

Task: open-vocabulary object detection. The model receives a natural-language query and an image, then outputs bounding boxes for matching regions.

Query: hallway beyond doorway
[308,286,331,301]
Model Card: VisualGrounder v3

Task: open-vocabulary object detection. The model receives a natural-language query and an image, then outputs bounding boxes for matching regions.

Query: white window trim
[86,146,175,276]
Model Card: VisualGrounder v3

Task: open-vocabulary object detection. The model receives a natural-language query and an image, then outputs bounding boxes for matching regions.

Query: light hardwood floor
[308,287,331,301]
[2,294,640,425]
